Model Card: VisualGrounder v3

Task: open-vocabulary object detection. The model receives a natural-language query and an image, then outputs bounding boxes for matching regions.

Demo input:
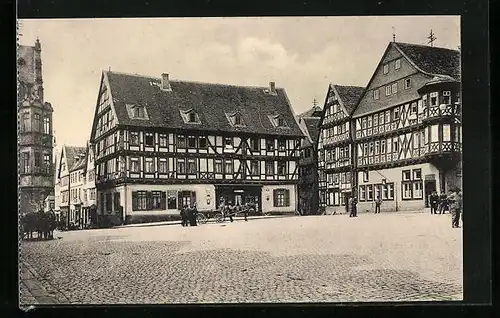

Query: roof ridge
[394,41,460,53]
[333,84,365,89]
[106,70,282,90]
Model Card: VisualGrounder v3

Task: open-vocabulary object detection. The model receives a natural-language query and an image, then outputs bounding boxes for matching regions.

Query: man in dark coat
[226,201,234,222]
[188,203,197,226]
[448,188,463,228]
[429,191,439,214]
[439,193,448,214]
[180,205,188,226]
[349,195,358,217]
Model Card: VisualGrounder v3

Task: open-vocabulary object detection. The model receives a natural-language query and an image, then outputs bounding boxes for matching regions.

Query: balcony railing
[422,104,461,121]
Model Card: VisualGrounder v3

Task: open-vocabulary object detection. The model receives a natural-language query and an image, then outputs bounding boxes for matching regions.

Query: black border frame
[5,0,492,317]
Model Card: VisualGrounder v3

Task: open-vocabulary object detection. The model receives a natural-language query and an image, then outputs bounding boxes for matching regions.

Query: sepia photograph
[17,16,464,305]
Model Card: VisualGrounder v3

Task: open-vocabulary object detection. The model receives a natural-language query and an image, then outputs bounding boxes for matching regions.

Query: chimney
[269,82,277,95]
[161,73,172,91]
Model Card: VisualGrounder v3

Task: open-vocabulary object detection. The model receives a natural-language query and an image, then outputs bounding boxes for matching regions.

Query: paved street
[19,212,462,305]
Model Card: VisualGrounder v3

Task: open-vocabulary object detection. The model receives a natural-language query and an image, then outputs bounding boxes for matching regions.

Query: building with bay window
[317,84,365,214]
[89,71,304,223]
[351,41,461,213]
[18,39,55,214]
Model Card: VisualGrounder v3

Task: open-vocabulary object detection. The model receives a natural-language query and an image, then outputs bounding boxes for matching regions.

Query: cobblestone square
[19,212,463,305]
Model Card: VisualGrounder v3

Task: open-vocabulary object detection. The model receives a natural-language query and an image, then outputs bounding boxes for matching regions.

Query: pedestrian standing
[188,204,197,226]
[447,188,462,228]
[349,195,358,217]
[180,205,188,226]
[439,193,448,214]
[227,201,234,222]
[192,202,198,226]
[243,203,249,221]
[429,191,439,214]
[374,195,382,214]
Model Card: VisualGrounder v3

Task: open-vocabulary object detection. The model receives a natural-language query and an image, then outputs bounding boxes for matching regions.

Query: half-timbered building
[89,71,304,223]
[317,84,365,214]
[55,145,86,226]
[352,42,461,213]
[297,105,322,215]
[82,142,97,227]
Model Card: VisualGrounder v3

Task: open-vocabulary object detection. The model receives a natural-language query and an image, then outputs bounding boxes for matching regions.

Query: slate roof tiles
[105,71,304,137]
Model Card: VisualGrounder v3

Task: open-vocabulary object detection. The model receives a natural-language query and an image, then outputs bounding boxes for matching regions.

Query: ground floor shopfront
[97,182,298,223]
[356,161,461,213]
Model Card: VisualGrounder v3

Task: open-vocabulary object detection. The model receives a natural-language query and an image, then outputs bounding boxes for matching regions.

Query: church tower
[18,38,54,214]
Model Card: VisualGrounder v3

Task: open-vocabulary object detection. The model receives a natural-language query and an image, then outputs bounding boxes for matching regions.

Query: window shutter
[161,192,167,210]
[285,189,290,206]
[132,192,138,211]
[273,189,278,207]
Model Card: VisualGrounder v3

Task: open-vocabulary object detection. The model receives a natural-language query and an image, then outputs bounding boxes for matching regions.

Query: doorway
[424,180,437,208]
[343,192,351,213]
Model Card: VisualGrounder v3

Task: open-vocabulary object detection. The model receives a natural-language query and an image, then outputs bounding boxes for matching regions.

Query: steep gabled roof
[65,146,87,172]
[352,41,461,118]
[393,42,461,80]
[302,117,321,144]
[298,105,323,118]
[102,71,303,137]
[333,85,365,115]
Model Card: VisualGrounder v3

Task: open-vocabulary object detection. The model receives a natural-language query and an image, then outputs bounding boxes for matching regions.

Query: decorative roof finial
[392,27,396,42]
[313,98,317,108]
[428,29,437,47]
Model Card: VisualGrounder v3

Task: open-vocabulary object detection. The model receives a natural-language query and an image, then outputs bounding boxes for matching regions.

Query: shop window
[273,189,290,207]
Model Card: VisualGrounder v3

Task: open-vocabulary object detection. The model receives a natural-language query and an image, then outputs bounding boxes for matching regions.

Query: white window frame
[413,181,423,199]
[392,82,398,94]
[395,58,401,69]
[430,92,439,106]
[403,182,412,199]
[443,90,452,105]
[373,89,380,100]
[402,170,411,181]
[383,64,389,74]
[385,85,392,96]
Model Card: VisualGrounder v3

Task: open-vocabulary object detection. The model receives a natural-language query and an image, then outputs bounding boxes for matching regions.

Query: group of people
[429,188,463,228]
[429,191,451,214]
[219,199,250,222]
[180,203,198,227]
[347,194,382,217]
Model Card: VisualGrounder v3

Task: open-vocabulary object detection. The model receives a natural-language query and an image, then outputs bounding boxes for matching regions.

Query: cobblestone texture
[19,213,462,304]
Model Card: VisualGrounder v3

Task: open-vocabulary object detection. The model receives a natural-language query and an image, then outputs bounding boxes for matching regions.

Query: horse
[37,210,57,239]
[20,213,37,240]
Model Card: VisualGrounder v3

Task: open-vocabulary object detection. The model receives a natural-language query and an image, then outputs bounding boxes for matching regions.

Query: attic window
[180,109,201,124]
[126,104,149,120]
[226,112,246,127]
[269,114,288,128]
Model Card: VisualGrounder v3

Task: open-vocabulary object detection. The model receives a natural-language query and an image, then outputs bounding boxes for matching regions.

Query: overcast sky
[19,16,460,152]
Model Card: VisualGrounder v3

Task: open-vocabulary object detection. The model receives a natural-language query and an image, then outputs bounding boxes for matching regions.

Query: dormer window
[226,112,245,127]
[126,104,149,120]
[180,109,201,124]
[269,114,288,128]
